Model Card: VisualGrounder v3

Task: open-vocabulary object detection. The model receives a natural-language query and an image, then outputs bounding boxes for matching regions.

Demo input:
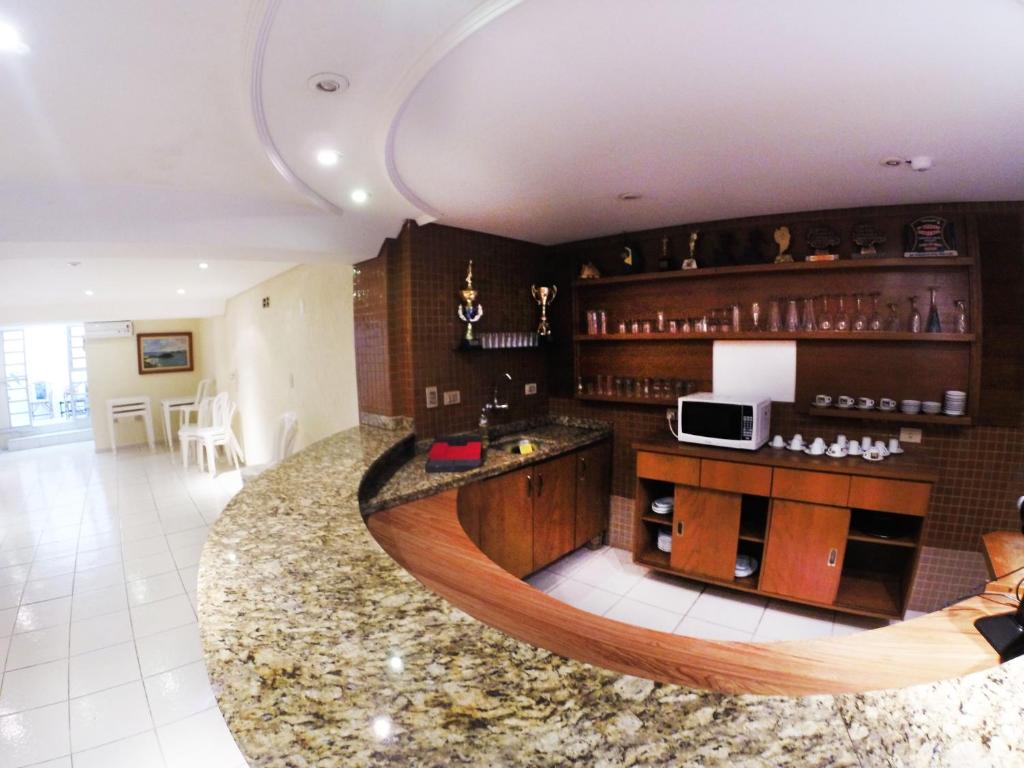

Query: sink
[490,435,553,454]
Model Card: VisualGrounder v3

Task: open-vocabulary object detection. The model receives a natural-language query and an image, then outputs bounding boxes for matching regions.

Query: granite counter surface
[198,421,1024,767]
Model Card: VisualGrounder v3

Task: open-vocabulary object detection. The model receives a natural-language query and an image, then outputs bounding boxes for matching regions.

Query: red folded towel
[428,441,482,462]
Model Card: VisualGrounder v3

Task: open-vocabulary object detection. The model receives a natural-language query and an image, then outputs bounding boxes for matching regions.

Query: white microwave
[675,392,771,450]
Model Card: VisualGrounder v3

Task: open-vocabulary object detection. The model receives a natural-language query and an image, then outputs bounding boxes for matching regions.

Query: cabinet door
[669,486,742,581]
[477,468,534,578]
[533,454,577,570]
[575,441,611,548]
[761,500,849,604]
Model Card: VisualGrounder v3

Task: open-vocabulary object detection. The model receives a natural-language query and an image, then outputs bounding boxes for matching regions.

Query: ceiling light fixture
[617,192,642,201]
[0,21,29,55]
[198,262,209,270]
[350,189,370,204]
[316,149,341,167]
[880,157,904,168]
[84,289,94,296]
[176,288,186,295]
[307,72,350,94]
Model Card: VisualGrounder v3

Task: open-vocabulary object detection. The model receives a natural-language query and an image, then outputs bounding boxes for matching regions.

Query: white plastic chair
[178,395,217,470]
[177,379,212,428]
[196,400,245,477]
[240,412,299,485]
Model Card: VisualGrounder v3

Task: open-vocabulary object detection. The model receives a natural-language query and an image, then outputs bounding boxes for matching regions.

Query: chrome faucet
[479,372,512,431]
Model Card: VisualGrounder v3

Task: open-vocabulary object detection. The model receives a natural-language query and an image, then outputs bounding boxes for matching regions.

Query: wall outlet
[261,296,270,308]
[524,382,537,396]
[443,390,461,406]
[665,408,675,421]
[899,427,923,444]
[425,386,438,409]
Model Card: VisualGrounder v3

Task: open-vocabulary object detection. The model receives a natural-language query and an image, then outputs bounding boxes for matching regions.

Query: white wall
[197,264,359,465]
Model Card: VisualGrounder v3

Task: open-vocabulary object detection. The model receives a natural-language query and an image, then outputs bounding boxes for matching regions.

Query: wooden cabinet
[463,440,611,577]
[476,468,535,578]
[670,487,741,581]
[533,454,578,570]
[761,500,850,604]
[575,441,611,548]
[633,447,933,619]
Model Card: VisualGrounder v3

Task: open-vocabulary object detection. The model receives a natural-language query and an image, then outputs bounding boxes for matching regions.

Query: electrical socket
[443,390,461,406]
[899,427,923,444]
[425,386,438,409]
[665,408,675,421]
[524,383,537,395]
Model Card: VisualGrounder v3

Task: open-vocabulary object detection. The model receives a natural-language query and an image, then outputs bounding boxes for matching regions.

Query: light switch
[524,383,537,396]
[425,387,438,409]
[443,390,461,406]
[899,427,923,444]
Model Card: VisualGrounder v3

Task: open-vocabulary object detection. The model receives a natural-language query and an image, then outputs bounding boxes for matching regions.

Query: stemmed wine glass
[868,292,883,331]
[907,296,922,333]
[818,295,833,331]
[925,286,942,332]
[801,297,817,332]
[750,301,762,332]
[885,302,901,332]
[852,293,867,331]
[835,294,850,331]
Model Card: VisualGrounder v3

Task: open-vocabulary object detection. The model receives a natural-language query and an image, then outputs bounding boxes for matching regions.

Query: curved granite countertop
[198,421,1024,767]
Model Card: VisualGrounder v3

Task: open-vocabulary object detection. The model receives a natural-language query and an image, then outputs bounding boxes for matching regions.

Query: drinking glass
[731,304,741,333]
[852,293,867,331]
[908,296,922,333]
[885,302,901,332]
[868,292,883,331]
[835,294,850,331]
[925,286,942,332]
[801,297,817,332]
[768,298,782,332]
[954,299,968,333]
[576,376,584,395]
[614,377,624,396]
[652,379,662,399]
[818,295,833,331]
[642,378,652,398]
[785,299,800,332]
[750,301,762,331]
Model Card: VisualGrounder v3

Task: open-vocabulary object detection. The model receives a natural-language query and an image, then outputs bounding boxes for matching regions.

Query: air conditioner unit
[84,321,134,339]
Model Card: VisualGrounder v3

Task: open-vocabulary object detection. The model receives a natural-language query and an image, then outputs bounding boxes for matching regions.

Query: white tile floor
[0,441,248,768]
[531,545,902,641]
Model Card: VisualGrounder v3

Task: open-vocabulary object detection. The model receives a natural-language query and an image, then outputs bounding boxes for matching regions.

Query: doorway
[1,323,93,449]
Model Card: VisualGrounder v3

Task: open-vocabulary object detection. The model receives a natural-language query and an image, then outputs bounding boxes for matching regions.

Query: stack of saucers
[943,390,966,416]
[900,399,921,415]
[651,497,674,516]
[656,529,673,553]
[735,554,759,578]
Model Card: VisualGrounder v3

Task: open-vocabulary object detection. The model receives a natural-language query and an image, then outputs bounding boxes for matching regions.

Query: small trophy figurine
[531,284,557,337]
[773,226,793,263]
[852,223,886,258]
[682,231,699,270]
[457,261,483,345]
[806,226,841,261]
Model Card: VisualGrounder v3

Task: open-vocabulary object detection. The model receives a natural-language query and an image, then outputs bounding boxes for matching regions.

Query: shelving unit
[574,331,974,343]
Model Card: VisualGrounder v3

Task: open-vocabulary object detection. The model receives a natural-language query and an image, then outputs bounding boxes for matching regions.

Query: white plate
[888,447,904,454]
[803,447,827,456]
[825,451,848,458]
[943,410,965,416]
[787,444,806,451]
[862,453,885,462]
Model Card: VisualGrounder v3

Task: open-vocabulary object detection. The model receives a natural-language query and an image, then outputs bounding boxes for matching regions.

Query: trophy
[457,261,483,345]
[852,223,886,258]
[904,216,958,257]
[773,226,793,263]
[531,284,557,337]
[806,225,840,261]
[682,231,699,270]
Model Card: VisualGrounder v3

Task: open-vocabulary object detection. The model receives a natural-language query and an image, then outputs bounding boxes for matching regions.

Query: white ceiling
[3,0,1022,320]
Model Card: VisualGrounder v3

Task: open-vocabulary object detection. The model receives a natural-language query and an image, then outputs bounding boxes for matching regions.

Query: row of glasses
[578,376,695,400]
[479,331,539,348]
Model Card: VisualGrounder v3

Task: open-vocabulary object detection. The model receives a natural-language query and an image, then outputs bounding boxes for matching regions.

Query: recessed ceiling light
[617,192,642,201]
[198,262,209,270]
[0,21,29,55]
[316,149,341,167]
[880,157,904,168]
[307,72,350,94]
[176,288,186,295]
[84,289,94,296]
[350,189,370,204]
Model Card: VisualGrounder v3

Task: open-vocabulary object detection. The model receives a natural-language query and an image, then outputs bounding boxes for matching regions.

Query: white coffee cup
[827,442,846,457]
[864,447,883,461]
[771,434,785,448]
[837,395,855,408]
[888,438,901,453]
[836,434,848,446]
[808,439,826,455]
[789,436,804,450]
[848,442,863,456]
[814,394,833,407]
[861,436,872,450]
[857,397,876,410]
[880,398,896,410]
[873,441,890,457]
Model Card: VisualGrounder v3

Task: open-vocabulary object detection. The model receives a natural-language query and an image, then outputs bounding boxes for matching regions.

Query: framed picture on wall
[137,332,194,375]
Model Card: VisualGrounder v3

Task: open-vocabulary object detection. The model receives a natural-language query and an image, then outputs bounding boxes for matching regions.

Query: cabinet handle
[676,521,684,536]
[580,457,587,478]
[827,547,838,567]
[537,474,544,497]
[526,474,533,497]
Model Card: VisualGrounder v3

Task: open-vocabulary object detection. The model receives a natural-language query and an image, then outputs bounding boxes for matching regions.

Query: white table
[106,396,155,455]
[161,395,197,451]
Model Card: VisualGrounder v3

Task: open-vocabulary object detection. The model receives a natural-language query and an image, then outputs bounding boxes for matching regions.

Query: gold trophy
[773,226,793,263]
[457,261,483,345]
[682,231,699,270]
[531,284,557,337]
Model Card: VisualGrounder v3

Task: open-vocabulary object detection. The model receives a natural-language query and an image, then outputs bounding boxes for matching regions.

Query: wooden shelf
[847,531,918,549]
[641,514,673,525]
[835,572,903,619]
[574,256,972,289]
[806,408,972,426]
[574,332,974,343]
[576,393,682,407]
[636,548,670,569]
[739,527,765,544]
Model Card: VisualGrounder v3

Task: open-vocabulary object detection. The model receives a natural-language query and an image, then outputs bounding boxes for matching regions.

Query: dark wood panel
[670,486,742,580]
[575,441,611,547]
[532,454,577,570]
[761,500,850,604]
[477,468,534,578]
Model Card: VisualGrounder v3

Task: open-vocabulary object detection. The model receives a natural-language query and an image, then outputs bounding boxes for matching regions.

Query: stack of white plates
[656,529,673,553]
[943,390,966,416]
[735,554,758,578]
[651,497,674,515]
[921,401,942,415]
[900,399,921,415]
